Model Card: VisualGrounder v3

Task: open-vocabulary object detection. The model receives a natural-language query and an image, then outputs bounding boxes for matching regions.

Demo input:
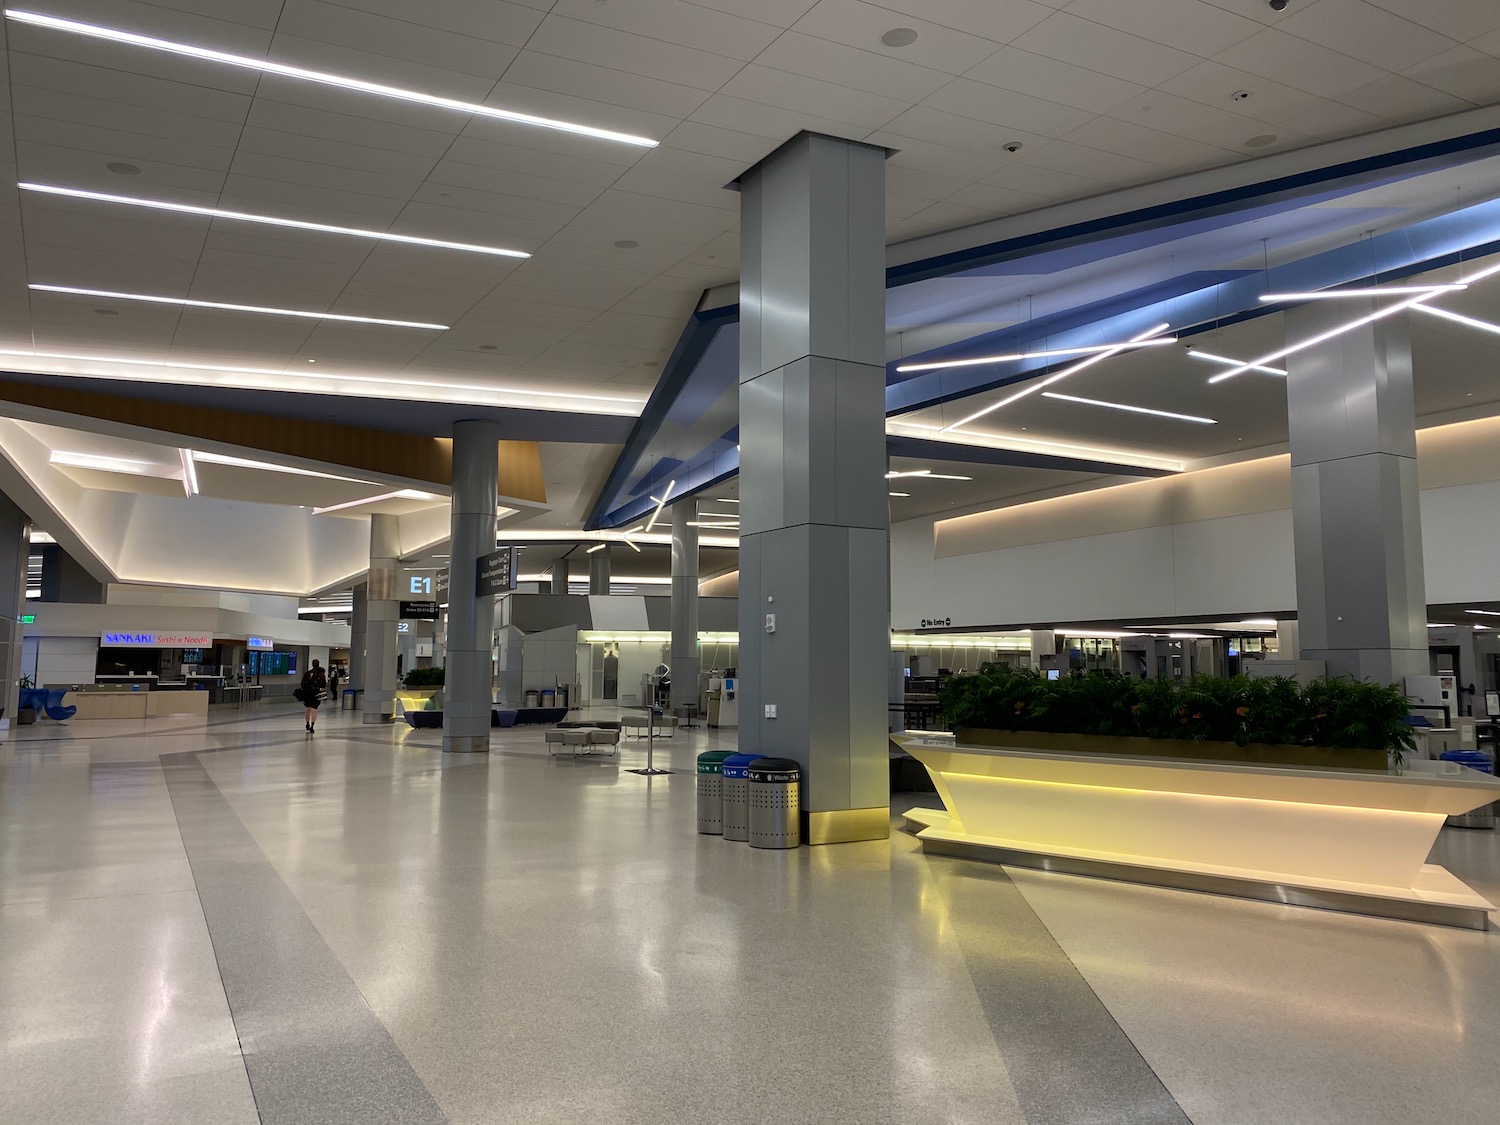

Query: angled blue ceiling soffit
[587,128,1500,530]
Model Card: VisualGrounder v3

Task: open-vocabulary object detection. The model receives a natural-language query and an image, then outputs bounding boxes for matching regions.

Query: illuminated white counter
[898,738,1500,929]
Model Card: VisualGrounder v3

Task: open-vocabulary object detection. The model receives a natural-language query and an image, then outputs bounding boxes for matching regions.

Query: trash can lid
[1439,749,1494,772]
[722,752,764,778]
[748,757,801,782]
[696,751,733,773]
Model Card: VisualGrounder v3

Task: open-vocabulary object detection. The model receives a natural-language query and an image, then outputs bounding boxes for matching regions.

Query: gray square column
[0,492,29,727]
[670,500,699,713]
[1287,304,1427,684]
[362,513,400,724]
[445,419,500,753]
[737,131,890,844]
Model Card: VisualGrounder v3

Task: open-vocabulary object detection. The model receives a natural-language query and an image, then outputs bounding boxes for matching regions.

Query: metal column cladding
[1286,303,1428,683]
[445,419,501,753]
[737,131,891,842]
[670,500,699,713]
[362,513,401,725]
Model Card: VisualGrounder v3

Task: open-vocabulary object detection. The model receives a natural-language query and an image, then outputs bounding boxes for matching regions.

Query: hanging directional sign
[400,600,440,620]
[475,547,519,596]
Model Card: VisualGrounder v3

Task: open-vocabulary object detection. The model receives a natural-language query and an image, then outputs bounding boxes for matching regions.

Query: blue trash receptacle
[1439,749,1495,829]
[720,754,762,842]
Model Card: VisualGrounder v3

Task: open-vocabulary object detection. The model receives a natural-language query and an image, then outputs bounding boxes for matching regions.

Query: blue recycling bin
[1439,749,1495,828]
[720,753,763,843]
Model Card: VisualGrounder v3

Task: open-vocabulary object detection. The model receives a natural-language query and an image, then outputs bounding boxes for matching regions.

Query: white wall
[893,419,1500,630]
[30,636,98,687]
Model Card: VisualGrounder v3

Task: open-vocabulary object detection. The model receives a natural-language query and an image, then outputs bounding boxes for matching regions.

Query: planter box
[899,736,1500,929]
[955,727,1388,772]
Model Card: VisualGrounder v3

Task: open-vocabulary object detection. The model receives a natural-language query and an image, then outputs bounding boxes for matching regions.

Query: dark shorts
[306,696,322,710]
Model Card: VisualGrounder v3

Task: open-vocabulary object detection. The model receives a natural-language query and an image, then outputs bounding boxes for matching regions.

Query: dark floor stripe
[161,749,448,1125]
[940,860,1192,1125]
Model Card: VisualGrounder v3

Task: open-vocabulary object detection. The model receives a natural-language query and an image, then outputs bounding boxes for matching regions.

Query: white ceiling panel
[1339,73,1472,124]
[1106,91,1300,154]
[687,92,870,143]
[751,31,949,104]
[524,15,739,92]
[1404,45,1500,106]
[963,46,1147,114]
[718,64,909,131]
[1371,0,1500,40]
[1010,11,1200,87]
[258,34,497,103]
[498,52,714,120]
[880,106,1051,161]
[1063,0,1262,57]
[24,0,276,52]
[789,0,1000,75]
[1276,0,1456,72]
[550,0,782,61]
[867,0,1055,43]
[1213,29,1388,100]
[657,120,780,165]
[981,160,1108,201]
[322,0,546,46]
[1158,60,1330,126]
[275,0,522,78]
[919,79,1096,139]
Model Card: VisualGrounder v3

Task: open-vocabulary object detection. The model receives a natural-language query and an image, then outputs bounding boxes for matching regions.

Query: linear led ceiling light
[1040,391,1217,424]
[1412,304,1500,336]
[20,184,531,258]
[1207,296,1434,384]
[190,450,369,483]
[942,323,1172,432]
[895,337,1176,373]
[1186,350,1288,377]
[644,480,675,533]
[686,521,740,529]
[5,10,658,147]
[585,543,608,554]
[1466,609,1500,617]
[886,469,974,481]
[30,284,450,330]
[1260,285,1466,301]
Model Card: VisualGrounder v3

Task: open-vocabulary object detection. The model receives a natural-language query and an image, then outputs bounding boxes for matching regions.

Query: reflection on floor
[2,705,1497,1125]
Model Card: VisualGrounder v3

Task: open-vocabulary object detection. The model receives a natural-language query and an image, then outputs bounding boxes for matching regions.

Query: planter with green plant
[939,665,1416,770]
[402,667,445,689]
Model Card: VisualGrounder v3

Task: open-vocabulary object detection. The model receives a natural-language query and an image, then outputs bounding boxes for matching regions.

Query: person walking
[299,659,328,734]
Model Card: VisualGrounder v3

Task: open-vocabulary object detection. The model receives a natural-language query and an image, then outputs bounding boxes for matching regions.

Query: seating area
[620,713,677,738]
[544,722,621,758]
[19,687,75,722]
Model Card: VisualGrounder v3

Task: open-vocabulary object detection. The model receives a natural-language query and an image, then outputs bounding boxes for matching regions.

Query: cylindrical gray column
[445,419,500,753]
[588,548,610,595]
[1287,305,1427,684]
[0,493,29,725]
[349,582,367,692]
[362,514,400,724]
[670,500,699,713]
[549,559,569,594]
[737,132,890,844]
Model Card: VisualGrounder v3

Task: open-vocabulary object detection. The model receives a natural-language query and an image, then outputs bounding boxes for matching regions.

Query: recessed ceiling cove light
[1040,391,1217,424]
[30,284,450,329]
[49,450,157,474]
[21,183,531,257]
[5,10,658,147]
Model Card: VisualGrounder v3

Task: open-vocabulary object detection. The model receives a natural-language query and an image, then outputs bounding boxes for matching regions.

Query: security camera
[1002,142,1023,154]
[1268,0,1288,10]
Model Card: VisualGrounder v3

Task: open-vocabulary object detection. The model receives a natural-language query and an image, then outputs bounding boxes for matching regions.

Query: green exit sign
[17,615,34,624]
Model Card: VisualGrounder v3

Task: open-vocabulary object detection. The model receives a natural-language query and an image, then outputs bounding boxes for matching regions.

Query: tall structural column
[588,548,610,595]
[1287,305,1427,683]
[445,419,500,753]
[549,559,569,594]
[670,500,699,713]
[362,513,401,724]
[349,582,367,693]
[0,494,29,726]
[737,131,890,844]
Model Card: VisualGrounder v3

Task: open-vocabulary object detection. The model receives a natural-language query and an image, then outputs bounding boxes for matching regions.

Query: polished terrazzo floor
[2,706,1498,1125]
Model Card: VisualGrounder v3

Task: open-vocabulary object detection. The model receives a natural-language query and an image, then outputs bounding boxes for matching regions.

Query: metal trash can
[720,754,761,842]
[696,751,733,835]
[747,757,801,849]
[540,688,556,707]
[523,690,540,707]
[1440,749,1496,828]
